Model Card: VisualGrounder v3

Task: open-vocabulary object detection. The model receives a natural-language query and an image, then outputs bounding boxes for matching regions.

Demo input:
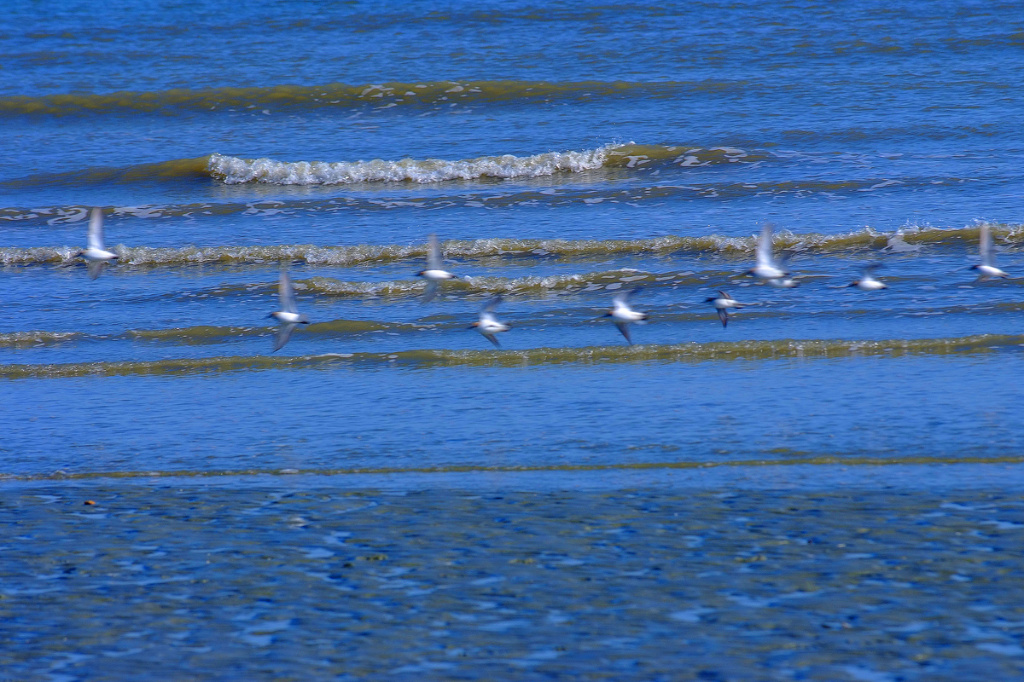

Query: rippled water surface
[3,0,1024,678]
[5,485,1024,680]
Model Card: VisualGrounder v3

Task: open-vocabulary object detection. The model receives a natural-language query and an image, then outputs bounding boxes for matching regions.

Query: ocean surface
[3,0,1024,678]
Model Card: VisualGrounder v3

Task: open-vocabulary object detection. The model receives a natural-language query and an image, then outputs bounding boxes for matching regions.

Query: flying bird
[78,207,118,279]
[848,263,888,291]
[416,233,458,302]
[268,270,310,351]
[970,223,1009,281]
[706,290,746,327]
[766,276,799,289]
[603,288,648,345]
[747,223,789,281]
[469,296,511,348]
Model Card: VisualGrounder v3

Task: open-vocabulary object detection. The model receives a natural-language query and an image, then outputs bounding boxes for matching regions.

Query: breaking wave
[206,144,770,185]
[209,146,612,185]
[2,144,769,190]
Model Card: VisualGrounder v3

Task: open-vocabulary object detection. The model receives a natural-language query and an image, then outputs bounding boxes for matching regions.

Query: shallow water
[3,0,1024,678]
[4,485,1024,680]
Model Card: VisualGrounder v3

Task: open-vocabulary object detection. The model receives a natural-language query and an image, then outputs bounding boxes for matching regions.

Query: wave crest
[2,144,769,191]
[208,146,616,185]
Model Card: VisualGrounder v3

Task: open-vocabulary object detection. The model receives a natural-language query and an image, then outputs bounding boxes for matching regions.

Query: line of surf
[2,335,1020,379]
[4,224,1022,268]
[5,454,1024,482]
[6,301,1021,350]
[0,320,433,348]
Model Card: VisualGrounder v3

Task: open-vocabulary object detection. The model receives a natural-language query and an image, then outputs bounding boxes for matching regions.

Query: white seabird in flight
[268,270,310,351]
[706,290,746,327]
[469,296,511,348]
[970,223,1009,281]
[848,263,888,291]
[79,207,118,279]
[416,233,459,302]
[604,288,648,345]
[747,223,789,281]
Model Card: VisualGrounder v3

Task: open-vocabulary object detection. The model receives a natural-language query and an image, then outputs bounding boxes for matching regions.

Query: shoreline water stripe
[4,454,1024,482]
[3,224,1022,266]
[1,334,1021,379]
[0,80,735,118]
[8,299,1024,349]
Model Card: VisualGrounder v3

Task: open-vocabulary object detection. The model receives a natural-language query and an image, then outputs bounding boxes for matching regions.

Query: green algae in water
[2,334,1021,379]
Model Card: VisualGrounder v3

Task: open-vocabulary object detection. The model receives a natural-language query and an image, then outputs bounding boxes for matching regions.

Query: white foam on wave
[208,146,616,185]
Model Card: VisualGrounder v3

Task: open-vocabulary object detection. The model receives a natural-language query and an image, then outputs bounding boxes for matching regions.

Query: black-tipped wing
[979,223,995,266]
[422,280,439,302]
[862,262,884,275]
[717,308,729,327]
[87,207,105,251]
[481,295,503,313]
[756,224,773,267]
[614,321,633,345]
[273,323,297,352]
[427,233,442,270]
[279,271,298,313]
[613,287,643,307]
[87,260,106,280]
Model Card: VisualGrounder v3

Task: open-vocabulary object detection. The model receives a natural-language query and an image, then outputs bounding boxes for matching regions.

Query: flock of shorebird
[76,210,1010,351]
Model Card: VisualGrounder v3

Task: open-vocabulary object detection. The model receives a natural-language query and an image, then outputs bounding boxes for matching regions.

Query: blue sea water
[2,0,1024,678]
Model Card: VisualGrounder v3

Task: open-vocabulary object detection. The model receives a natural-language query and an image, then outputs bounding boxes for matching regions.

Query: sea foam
[208,146,616,185]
